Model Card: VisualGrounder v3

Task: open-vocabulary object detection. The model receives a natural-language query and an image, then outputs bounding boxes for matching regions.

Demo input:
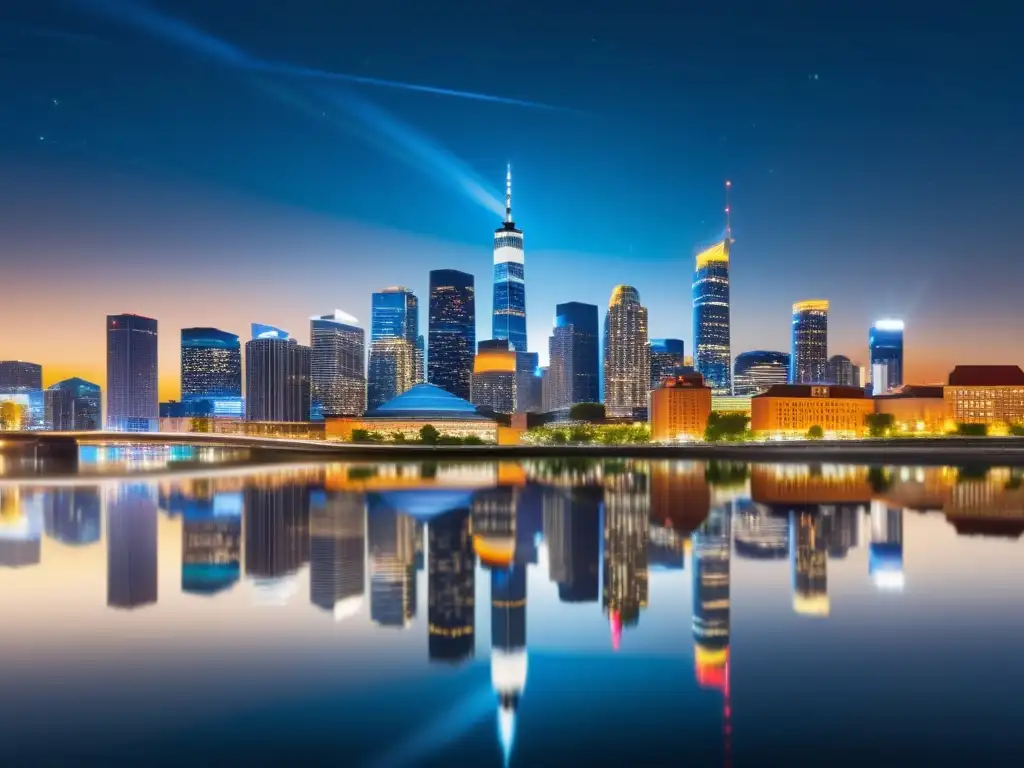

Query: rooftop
[754,384,867,399]
[947,365,1024,387]
[366,383,493,421]
[875,385,944,399]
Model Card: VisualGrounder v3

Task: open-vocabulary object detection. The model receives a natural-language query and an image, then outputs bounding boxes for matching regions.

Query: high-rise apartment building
[790,300,829,384]
[428,269,475,401]
[603,286,650,418]
[869,319,904,394]
[733,351,790,396]
[180,327,242,416]
[106,314,158,431]
[826,354,856,387]
[547,302,599,411]
[244,324,311,422]
[368,287,420,410]
[310,310,366,418]
[492,165,527,352]
[649,338,686,389]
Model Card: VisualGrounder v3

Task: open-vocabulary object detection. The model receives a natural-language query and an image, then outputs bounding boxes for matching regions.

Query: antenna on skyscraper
[724,179,732,243]
[506,163,512,224]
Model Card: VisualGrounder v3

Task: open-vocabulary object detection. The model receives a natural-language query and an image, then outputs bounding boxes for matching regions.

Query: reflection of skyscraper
[732,501,788,559]
[869,502,904,590]
[791,511,829,616]
[544,487,601,602]
[428,507,475,664]
[182,506,241,596]
[822,504,861,559]
[603,477,649,645]
[107,484,158,609]
[491,564,528,765]
[43,488,101,545]
[244,485,310,579]
[310,492,366,619]
[0,489,43,567]
[647,522,686,570]
[368,507,417,628]
[692,502,731,671]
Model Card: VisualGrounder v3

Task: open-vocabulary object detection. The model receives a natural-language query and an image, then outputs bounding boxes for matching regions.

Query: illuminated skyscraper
[790,300,829,384]
[180,327,242,416]
[245,324,311,422]
[603,285,650,418]
[649,338,686,389]
[547,302,600,410]
[733,351,790,396]
[791,510,829,616]
[826,354,856,387]
[471,339,517,415]
[428,506,475,664]
[603,474,649,645]
[0,361,42,392]
[106,484,158,609]
[310,310,366,418]
[45,377,101,431]
[693,183,733,395]
[692,502,731,684]
[368,287,420,410]
[428,269,476,401]
[870,320,904,394]
[309,491,366,620]
[368,507,417,628]
[492,165,527,352]
[106,314,158,431]
[514,351,541,413]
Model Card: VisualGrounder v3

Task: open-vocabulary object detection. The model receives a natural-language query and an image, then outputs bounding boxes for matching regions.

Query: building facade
[244,324,311,422]
[649,338,686,389]
[869,320,904,394]
[428,269,476,401]
[45,377,101,431]
[471,340,518,415]
[180,327,242,416]
[310,311,366,418]
[790,300,829,384]
[106,314,158,431]
[603,286,650,418]
[0,361,42,392]
[874,385,947,434]
[733,350,789,396]
[492,166,527,352]
[944,365,1024,429]
[514,351,541,413]
[826,354,856,387]
[692,240,732,395]
[751,384,873,437]
[547,302,599,411]
[649,372,713,441]
[368,287,420,410]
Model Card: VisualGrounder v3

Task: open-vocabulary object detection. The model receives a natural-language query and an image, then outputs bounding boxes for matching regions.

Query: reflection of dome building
[733,501,789,560]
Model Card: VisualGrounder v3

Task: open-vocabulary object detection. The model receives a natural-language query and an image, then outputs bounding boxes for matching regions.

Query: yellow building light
[695,240,729,270]
[793,300,829,312]
[473,351,516,374]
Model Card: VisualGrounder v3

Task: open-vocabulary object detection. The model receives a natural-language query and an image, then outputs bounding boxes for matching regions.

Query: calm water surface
[2,452,1023,765]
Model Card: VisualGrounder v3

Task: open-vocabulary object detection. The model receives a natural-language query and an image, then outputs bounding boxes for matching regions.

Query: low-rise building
[944,365,1024,430]
[649,373,712,441]
[751,384,873,438]
[874,385,948,434]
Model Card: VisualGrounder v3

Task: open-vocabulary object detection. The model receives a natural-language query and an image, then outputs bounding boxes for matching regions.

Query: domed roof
[368,383,491,421]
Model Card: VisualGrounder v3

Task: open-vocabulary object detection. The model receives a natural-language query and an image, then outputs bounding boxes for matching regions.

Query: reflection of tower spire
[724,180,732,243]
[610,610,622,651]
[505,164,513,224]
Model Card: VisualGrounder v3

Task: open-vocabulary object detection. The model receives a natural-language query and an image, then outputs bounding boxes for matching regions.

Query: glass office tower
[492,165,527,353]
[245,324,311,422]
[649,338,686,389]
[693,240,732,395]
[368,287,420,410]
[733,351,789,395]
[180,327,242,416]
[547,301,600,410]
[428,269,476,401]
[790,300,829,384]
[869,319,904,394]
[106,314,158,432]
[310,311,366,418]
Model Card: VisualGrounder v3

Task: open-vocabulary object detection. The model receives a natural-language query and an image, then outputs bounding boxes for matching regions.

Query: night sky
[2,0,1022,399]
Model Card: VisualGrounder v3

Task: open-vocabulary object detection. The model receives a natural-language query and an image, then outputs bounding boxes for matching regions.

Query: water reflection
[1,459,1023,764]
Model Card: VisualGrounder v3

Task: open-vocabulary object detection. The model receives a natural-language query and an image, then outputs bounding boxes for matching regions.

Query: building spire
[724,179,732,242]
[505,163,512,224]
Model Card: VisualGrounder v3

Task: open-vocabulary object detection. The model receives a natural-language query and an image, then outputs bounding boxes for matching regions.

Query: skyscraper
[180,327,242,415]
[603,286,650,418]
[870,319,904,394]
[45,377,101,431]
[428,269,475,401]
[693,184,733,395]
[310,310,366,418]
[471,339,517,414]
[826,354,855,386]
[428,506,475,664]
[733,351,790,396]
[547,302,600,410]
[492,165,527,352]
[514,351,541,413]
[649,338,686,389]
[0,361,42,392]
[106,314,158,431]
[368,287,420,410]
[106,484,158,609]
[244,324,311,422]
[790,300,829,384]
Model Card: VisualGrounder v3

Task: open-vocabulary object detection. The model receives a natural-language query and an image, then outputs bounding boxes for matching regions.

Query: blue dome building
[326,383,499,442]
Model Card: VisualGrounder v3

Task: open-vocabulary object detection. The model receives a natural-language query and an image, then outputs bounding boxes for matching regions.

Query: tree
[867,466,892,493]
[807,424,824,440]
[0,401,24,431]
[956,423,988,437]
[704,411,750,442]
[419,424,440,444]
[568,424,595,444]
[391,431,407,443]
[190,417,212,433]
[569,402,606,423]
[1009,424,1024,437]
[865,412,894,437]
[463,435,485,446]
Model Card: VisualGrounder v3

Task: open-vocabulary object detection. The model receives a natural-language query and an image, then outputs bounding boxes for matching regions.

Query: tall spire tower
[492,164,527,353]
[692,181,733,395]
